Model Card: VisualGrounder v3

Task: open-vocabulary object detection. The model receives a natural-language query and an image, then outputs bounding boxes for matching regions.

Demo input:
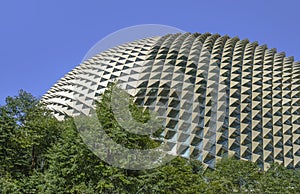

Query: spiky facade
[42,33,300,169]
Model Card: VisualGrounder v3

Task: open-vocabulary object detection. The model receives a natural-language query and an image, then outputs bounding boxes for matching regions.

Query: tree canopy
[0,88,299,193]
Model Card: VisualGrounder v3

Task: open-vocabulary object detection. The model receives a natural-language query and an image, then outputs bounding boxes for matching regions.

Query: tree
[11,98,63,176]
[1,89,300,193]
[0,90,64,190]
[204,157,263,193]
[259,163,300,193]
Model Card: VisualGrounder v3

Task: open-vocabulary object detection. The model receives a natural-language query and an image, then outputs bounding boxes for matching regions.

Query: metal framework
[42,33,300,169]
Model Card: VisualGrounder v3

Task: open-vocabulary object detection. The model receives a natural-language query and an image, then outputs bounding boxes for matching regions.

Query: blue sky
[1,0,300,105]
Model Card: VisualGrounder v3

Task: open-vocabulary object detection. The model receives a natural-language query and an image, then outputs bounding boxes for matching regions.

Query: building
[42,33,300,169]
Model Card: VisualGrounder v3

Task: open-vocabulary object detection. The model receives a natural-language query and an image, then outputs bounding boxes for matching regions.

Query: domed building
[42,33,300,169]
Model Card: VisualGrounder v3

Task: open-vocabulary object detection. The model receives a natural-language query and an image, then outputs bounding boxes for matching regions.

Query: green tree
[204,157,263,193]
[1,89,300,193]
[0,90,61,177]
[259,163,300,193]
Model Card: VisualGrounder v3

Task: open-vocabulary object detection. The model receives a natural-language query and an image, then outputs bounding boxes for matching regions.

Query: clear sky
[1,0,300,105]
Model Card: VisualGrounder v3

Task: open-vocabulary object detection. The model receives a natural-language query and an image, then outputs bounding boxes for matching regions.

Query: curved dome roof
[42,33,300,169]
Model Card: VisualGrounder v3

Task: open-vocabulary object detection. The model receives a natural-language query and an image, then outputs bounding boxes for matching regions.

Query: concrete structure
[42,33,300,169]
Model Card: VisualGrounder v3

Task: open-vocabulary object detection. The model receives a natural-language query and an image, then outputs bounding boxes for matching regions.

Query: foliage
[259,163,300,193]
[0,90,63,178]
[204,157,262,193]
[0,89,299,193]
